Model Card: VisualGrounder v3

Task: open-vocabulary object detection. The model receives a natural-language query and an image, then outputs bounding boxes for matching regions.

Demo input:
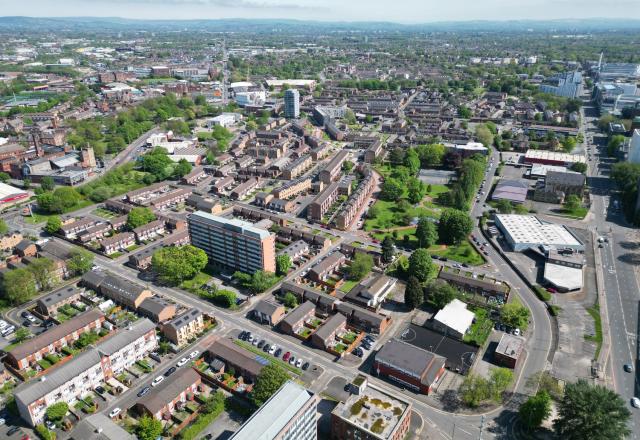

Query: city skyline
[2,0,640,24]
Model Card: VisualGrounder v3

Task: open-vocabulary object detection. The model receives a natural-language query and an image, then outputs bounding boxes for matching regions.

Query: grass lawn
[342,331,357,343]
[339,279,359,293]
[463,308,493,346]
[233,340,302,375]
[585,305,603,359]
[334,343,348,353]
[428,241,485,266]
[92,208,117,219]
[364,200,439,231]
[560,206,589,219]
[24,200,95,224]
[424,184,450,199]
[298,328,312,338]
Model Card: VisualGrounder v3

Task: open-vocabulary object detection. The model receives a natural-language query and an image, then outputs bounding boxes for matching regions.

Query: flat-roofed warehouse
[495,214,584,252]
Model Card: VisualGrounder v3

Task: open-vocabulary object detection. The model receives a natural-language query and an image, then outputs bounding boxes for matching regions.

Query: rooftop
[375,338,446,386]
[496,214,583,249]
[495,333,525,360]
[189,211,272,240]
[332,383,410,439]
[433,299,475,335]
[137,368,201,415]
[230,381,316,440]
[543,262,584,291]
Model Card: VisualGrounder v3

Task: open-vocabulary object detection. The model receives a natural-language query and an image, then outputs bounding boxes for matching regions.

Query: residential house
[311,313,347,350]
[82,271,153,310]
[97,318,158,378]
[205,337,265,382]
[101,232,135,255]
[135,368,202,420]
[308,252,346,283]
[162,308,204,346]
[0,231,23,251]
[279,301,316,335]
[344,274,396,310]
[251,299,286,326]
[133,219,165,242]
[7,309,105,370]
[35,285,82,316]
[494,333,525,369]
[138,296,176,323]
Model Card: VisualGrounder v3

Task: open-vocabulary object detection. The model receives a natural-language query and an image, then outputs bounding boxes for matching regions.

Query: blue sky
[3,0,640,23]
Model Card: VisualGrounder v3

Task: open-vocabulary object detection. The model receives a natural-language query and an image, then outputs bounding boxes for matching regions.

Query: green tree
[389,147,405,165]
[0,172,9,183]
[45,216,62,234]
[250,364,289,406]
[519,390,552,432]
[408,249,436,282]
[458,105,472,118]
[571,162,587,174]
[554,379,631,440]
[459,374,491,407]
[136,415,163,440]
[563,194,581,212]
[381,236,395,263]
[233,270,280,294]
[27,258,55,290]
[342,160,354,172]
[404,276,424,310]
[152,245,208,285]
[127,207,156,229]
[415,217,438,248]
[496,199,514,214]
[14,327,31,343]
[489,367,514,401]
[276,254,292,276]
[438,209,474,245]
[380,178,404,201]
[407,177,426,204]
[282,292,298,308]
[500,298,530,330]
[45,402,69,422]
[140,147,174,180]
[403,148,421,175]
[40,176,55,192]
[425,281,458,309]
[173,158,192,177]
[0,219,7,235]
[38,187,81,213]
[475,125,494,147]
[607,134,625,157]
[67,249,94,276]
[416,143,445,167]
[344,108,357,125]
[346,253,373,281]
[2,268,37,305]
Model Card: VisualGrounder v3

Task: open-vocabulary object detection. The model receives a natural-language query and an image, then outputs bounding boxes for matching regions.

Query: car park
[137,386,151,397]
[109,408,121,418]
[151,376,164,387]
[177,357,189,367]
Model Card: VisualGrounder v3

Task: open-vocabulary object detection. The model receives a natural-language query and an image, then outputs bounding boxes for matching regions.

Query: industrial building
[494,214,584,252]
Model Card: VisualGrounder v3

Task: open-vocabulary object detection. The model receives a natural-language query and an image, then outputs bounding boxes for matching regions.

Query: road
[581,100,640,438]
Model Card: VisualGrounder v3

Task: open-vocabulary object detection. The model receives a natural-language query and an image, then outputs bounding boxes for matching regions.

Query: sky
[2,0,640,24]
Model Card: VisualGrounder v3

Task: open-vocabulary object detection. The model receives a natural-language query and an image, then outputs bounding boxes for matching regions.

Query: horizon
[2,0,640,24]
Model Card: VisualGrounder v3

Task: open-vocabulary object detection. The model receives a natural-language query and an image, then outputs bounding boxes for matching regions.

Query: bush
[533,285,552,302]
[45,402,68,422]
[36,424,56,440]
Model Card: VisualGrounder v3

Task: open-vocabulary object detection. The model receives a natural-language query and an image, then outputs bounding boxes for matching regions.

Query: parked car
[247,334,254,343]
[624,364,633,373]
[257,340,266,349]
[274,348,283,357]
[44,420,53,430]
[151,376,164,387]
[252,338,259,346]
[283,351,291,362]
[164,366,177,377]
[269,346,277,355]
[95,386,106,394]
[189,350,199,359]
[239,331,247,340]
[263,344,271,352]
[177,357,189,367]
[109,408,121,418]
[632,397,640,409]
[137,386,151,397]
[7,426,19,435]
[26,315,37,324]
[302,362,310,370]
[20,311,30,319]
[513,328,521,336]
[289,355,296,365]
[295,358,303,368]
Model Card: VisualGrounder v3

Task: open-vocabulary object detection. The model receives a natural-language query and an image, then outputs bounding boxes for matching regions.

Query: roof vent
[96,428,103,434]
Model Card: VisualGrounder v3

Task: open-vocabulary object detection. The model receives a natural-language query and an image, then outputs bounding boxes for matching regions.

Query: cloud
[106,0,324,10]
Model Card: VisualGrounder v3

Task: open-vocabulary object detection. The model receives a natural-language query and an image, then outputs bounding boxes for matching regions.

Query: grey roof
[206,337,264,378]
[546,170,586,186]
[138,297,174,318]
[165,308,202,331]
[253,299,283,317]
[9,309,104,362]
[277,240,308,258]
[81,270,107,291]
[37,285,81,308]
[15,348,103,405]
[38,240,73,259]
[189,211,272,240]
[15,239,34,252]
[137,368,200,415]
[96,318,156,356]
[492,179,529,203]
[280,301,315,327]
[375,338,446,386]
[313,313,346,342]
[230,381,315,440]
[71,413,136,440]
[98,274,149,303]
[309,252,345,278]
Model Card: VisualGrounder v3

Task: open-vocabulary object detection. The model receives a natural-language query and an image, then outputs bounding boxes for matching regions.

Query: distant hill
[0,16,639,33]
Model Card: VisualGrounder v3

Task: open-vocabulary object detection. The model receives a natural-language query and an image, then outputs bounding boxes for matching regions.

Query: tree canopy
[408,249,436,282]
[151,245,208,285]
[500,298,530,330]
[438,208,474,245]
[136,416,163,440]
[554,379,631,440]
[404,276,424,310]
[127,207,156,229]
[416,217,438,248]
[345,253,373,281]
[250,364,289,407]
[519,390,552,432]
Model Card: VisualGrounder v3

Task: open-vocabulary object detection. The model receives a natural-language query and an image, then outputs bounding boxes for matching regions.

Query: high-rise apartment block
[284,89,300,119]
[188,211,276,273]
